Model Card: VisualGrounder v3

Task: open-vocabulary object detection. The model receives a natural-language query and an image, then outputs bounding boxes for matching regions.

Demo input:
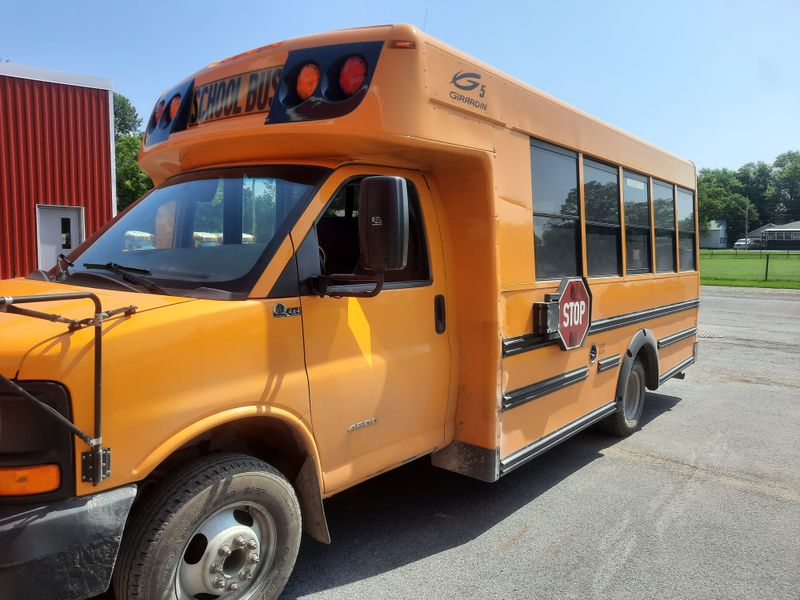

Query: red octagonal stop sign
[557,278,592,350]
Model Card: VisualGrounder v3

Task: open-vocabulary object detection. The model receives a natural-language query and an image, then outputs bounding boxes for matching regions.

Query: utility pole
[745,199,749,248]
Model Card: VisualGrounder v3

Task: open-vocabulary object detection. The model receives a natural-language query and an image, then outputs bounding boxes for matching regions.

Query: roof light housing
[271,41,383,122]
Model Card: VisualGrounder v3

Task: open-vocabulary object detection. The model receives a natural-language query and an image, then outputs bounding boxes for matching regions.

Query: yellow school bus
[0,24,698,600]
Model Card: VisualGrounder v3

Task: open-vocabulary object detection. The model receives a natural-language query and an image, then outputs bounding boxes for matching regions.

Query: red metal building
[0,63,115,279]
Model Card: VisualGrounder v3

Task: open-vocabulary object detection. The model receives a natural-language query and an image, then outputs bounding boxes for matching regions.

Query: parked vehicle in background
[733,237,765,249]
[0,23,699,600]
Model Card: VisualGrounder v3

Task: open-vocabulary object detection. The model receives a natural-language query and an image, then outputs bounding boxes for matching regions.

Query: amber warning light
[167,94,182,122]
[0,464,60,496]
[296,63,321,101]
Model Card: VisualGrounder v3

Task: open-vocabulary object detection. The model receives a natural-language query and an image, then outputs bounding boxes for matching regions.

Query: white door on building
[36,205,85,271]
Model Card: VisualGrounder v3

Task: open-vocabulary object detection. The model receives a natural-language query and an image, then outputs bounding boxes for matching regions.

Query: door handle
[434,294,446,334]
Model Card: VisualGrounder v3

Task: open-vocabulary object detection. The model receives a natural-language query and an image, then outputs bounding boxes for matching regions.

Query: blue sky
[2,0,798,170]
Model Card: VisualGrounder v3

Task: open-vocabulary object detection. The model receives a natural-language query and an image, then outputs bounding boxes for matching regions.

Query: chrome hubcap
[176,503,276,599]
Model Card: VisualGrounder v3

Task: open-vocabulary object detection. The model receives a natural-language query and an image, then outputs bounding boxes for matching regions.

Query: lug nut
[219,544,232,557]
[248,552,260,564]
[212,577,226,589]
[233,535,246,548]
[239,568,253,581]
[228,581,240,592]
[246,538,258,550]
[209,561,223,574]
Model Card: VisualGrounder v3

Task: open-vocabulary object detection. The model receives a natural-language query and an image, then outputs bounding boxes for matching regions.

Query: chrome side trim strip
[597,354,621,373]
[502,366,589,411]
[500,401,617,475]
[589,299,700,335]
[657,326,698,349]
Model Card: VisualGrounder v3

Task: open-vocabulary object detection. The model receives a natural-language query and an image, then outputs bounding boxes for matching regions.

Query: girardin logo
[449,71,488,111]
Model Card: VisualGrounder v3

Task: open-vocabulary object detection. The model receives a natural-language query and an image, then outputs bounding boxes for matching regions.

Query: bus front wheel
[114,453,302,600]
[600,359,646,436]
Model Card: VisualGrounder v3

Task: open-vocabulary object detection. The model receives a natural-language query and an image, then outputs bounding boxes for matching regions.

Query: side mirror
[311,176,410,298]
[358,176,409,272]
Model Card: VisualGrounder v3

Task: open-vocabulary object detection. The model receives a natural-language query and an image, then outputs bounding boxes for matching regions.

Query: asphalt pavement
[96,286,800,599]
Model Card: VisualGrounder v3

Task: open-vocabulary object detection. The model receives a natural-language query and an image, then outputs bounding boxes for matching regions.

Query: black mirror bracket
[311,272,384,298]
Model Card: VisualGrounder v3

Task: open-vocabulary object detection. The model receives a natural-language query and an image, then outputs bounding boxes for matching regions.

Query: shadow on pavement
[281,391,680,598]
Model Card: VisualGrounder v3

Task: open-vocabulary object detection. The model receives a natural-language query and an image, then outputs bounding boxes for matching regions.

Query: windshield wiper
[83,262,167,295]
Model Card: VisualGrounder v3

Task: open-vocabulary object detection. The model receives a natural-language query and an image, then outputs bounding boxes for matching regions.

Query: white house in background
[700,219,728,248]
[746,223,776,239]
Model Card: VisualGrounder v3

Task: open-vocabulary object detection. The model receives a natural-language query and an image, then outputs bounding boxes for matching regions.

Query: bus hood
[0,278,194,378]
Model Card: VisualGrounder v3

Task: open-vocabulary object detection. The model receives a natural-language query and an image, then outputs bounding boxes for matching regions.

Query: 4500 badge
[449,71,488,111]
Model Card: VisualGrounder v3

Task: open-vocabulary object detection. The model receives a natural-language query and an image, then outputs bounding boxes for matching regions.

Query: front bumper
[0,485,136,600]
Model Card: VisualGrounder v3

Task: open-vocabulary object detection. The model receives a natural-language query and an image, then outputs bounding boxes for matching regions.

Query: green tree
[113,93,142,140]
[116,134,153,211]
[698,168,757,242]
[113,93,152,211]
[737,161,773,227]
[769,151,800,222]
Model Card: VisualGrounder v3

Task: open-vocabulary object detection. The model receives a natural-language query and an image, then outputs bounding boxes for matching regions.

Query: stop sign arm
[532,277,592,351]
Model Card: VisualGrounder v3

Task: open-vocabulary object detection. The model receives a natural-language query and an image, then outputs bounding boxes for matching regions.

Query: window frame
[622,169,653,275]
[652,178,678,273]
[676,186,697,271]
[298,174,434,294]
[531,139,583,281]
[582,156,622,278]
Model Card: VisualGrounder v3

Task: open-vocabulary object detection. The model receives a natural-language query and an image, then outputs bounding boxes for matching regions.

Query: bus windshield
[71,165,328,297]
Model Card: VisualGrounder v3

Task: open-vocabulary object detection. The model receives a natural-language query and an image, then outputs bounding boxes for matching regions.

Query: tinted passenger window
[677,187,696,271]
[316,178,430,283]
[623,171,652,274]
[584,159,621,276]
[653,180,676,272]
[531,140,580,280]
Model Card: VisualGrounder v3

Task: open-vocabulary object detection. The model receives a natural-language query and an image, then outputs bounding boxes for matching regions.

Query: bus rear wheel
[114,453,301,600]
[600,359,646,436]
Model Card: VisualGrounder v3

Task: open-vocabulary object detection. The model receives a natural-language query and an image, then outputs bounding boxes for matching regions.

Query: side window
[623,171,652,274]
[315,177,430,283]
[677,187,696,271]
[653,179,677,272]
[531,140,581,280]
[584,158,621,276]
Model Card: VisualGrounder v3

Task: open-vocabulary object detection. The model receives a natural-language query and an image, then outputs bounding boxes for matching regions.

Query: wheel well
[617,329,660,402]
[133,418,310,515]
[633,340,659,390]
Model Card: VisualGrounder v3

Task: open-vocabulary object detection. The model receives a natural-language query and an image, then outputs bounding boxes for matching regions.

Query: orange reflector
[168,94,182,121]
[390,40,416,49]
[154,100,165,125]
[296,63,320,101]
[339,55,367,96]
[0,464,60,496]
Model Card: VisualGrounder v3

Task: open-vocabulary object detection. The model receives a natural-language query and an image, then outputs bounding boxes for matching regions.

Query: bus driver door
[293,167,451,493]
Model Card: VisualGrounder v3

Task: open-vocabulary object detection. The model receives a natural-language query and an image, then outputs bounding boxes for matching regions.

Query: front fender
[132,405,319,479]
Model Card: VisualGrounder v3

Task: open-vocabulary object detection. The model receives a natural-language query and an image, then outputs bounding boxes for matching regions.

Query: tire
[114,453,302,600]
[599,359,646,436]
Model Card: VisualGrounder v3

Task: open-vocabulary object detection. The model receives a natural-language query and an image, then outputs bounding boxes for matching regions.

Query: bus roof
[139,24,695,189]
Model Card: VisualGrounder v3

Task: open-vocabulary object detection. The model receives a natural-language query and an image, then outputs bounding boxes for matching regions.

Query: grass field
[699,249,800,289]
